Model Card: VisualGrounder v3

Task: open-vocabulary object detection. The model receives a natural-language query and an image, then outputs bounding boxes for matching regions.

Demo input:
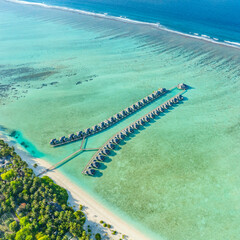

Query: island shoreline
[0,133,151,240]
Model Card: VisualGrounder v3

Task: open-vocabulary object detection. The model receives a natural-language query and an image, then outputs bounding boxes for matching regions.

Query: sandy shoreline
[0,133,150,240]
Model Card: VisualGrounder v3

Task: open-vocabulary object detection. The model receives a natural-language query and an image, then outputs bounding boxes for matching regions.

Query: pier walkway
[46,83,188,176]
[82,89,186,175]
[49,87,169,147]
[38,136,99,176]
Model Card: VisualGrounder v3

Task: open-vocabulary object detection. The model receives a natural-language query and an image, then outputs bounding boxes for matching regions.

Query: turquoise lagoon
[0,1,240,239]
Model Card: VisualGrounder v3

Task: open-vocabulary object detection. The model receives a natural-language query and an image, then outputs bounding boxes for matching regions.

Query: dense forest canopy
[0,140,95,240]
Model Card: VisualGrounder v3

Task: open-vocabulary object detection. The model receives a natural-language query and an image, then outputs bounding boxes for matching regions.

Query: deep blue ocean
[23,0,240,47]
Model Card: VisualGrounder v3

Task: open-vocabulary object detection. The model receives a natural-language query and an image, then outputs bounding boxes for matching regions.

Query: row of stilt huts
[82,94,184,176]
[49,88,168,147]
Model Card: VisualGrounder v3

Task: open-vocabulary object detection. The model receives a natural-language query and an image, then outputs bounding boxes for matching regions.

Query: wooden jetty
[49,87,168,147]
[45,83,188,177]
[82,90,186,176]
[38,136,99,176]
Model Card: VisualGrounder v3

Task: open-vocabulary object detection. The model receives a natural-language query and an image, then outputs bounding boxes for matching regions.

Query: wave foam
[6,0,240,50]
[224,40,240,47]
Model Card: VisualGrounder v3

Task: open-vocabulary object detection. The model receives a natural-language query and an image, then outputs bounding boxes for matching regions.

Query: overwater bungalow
[133,123,139,129]
[151,93,156,98]
[177,95,182,100]
[73,134,78,139]
[132,104,138,110]
[115,113,122,119]
[174,97,179,103]
[155,109,160,115]
[101,149,110,156]
[163,104,168,109]
[152,110,157,116]
[159,88,166,93]
[50,139,56,145]
[106,142,115,149]
[127,127,134,133]
[147,96,152,101]
[92,125,98,132]
[137,120,142,126]
[91,161,100,169]
[143,98,148,103]
[99,122,105,129]
[96,155,104,161]
[117,133,125,140]
[148,113,153,119]
[120,110,127,116]
[151,112,156,117]
[144,116,150,122]
[104,120,110,127]
[84,128,90,135]
[68,134,75,140]
[122,130,129,136]
[86,168,95,176]
[109,116,116,122]
[177,83,187,90]
[126,107,133,113]
[112,137,120,144]
[59,136,66,142]
[179,95,184,100]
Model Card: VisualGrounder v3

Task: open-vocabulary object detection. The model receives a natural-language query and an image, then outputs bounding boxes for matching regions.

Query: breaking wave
[6,0,240,50]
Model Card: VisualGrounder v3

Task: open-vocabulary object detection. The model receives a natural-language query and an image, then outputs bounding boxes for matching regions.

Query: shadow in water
[51,89,190,177]
[92,94,190,176]
[52,89,175,147]
[108,151,117,157]
[54,150,85,170]
[83,138,88,148]
[99,162,107,170]
[113,145,122,151]
[103,156,112,163]
[118,141,127,146]
[92,170,103,178]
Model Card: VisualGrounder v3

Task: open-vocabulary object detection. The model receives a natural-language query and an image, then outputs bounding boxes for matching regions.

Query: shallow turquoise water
[1,1,240,239]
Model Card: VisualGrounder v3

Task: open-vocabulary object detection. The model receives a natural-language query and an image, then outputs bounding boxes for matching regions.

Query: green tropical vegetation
[0,140,100,240]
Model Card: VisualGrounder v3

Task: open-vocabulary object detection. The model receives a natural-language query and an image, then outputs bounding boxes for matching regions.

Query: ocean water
[0,0,240,239]
[18,0,240,48]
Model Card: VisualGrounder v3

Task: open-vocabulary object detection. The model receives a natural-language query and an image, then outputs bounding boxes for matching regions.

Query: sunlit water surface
[0,1,240,239]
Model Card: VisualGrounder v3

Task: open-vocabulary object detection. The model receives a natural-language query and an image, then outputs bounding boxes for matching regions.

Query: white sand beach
[0,134,150,240]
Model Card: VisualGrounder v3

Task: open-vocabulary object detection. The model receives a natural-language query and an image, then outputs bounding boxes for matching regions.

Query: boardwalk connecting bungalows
[46,84,188,176]
[50,87,167,147]
[82,92,185,176]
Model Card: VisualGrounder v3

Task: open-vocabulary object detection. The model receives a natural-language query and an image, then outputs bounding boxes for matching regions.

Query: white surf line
[6,0,240,51]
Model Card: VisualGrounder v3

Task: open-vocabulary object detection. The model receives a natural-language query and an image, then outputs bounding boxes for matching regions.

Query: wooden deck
[82,90,185,175]
[42,85,187,177]
[38,137,99,176]
[50,87,169,147]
